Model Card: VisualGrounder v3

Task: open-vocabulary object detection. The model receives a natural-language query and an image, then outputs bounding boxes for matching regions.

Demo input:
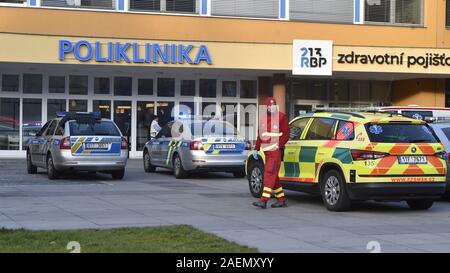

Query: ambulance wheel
[173,154,188,179]
[47,154,59,180]
[406,199,434,210]
[233,168,246,178]
[111,169,125,180]
[248,161,264,198]
[143,150,156,173]
[320,169,351,211]
[27,150,37,174]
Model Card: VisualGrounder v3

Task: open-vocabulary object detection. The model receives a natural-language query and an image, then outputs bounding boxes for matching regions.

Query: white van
[379,106,450,120]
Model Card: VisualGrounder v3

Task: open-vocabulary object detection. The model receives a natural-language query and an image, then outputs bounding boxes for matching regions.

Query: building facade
[0,0,450,158]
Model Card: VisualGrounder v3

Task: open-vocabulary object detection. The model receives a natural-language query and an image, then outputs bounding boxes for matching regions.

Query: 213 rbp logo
[300,47,327,68]
[292,40,332,76]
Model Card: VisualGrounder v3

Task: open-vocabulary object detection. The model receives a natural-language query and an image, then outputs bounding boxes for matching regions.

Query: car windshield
[69,120,121,136]
[365,123,438,143]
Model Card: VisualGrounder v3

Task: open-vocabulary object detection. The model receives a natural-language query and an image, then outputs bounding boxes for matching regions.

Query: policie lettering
[300,47,327,68]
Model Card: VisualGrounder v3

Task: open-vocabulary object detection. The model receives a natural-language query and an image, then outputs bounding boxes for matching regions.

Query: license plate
[214,144,236,150]
[84,143,109,150]
[398,156,427,164]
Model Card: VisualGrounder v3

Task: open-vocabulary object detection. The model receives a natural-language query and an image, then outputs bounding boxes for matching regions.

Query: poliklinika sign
[58,40,212,65]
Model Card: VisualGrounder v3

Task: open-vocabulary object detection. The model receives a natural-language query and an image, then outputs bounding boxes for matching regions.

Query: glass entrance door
[114,101,132,150]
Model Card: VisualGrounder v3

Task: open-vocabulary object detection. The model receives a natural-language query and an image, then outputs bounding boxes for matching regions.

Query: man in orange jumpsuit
[252,97,290,209]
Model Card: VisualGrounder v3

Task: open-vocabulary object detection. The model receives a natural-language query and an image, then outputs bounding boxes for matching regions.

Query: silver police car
[143,119,251,178]
[26,112,128,180]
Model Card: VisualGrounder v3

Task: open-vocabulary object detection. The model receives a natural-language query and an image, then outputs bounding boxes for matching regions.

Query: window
[180,80,195,96]
[336,121,355,140]
[447,0,450,27]
[200,79,216,98]
[289,118,310,140]
[240,80,257,98]
[222,81,237,97]
[47,99,66,120]
[2,75,19,92]
[93,100,111,119]
[156,123,173,138]
[365,0,423,25]
[240,103,257,142]
[55,121,65,136]
[49,76,65,93]
[69,121,121,136]
[23,74,42,94]
[137,101,156,151]
[114,77,132,96]
[0,98,19,150]
[42,0,116,9]
[305,118,337,140]
[291,80,328,100]
[44,120,57,137]
[0,0,26,4]
[290,0,353,23]
[129,0,196,13]
[156,101,174,127]
[22,99,42,150]
[202,102,217,118]
[157,78,175,97]
[138,79,153,95]
[69,100,87,112]
[36,121,51,137]
[69,75,88,95]
[365,123,437,143]
[211,0,278,19]
[166,0,196,12]
[94,77,110,95]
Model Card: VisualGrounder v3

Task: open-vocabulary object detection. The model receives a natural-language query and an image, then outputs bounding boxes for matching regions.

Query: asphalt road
[1,159,450,253]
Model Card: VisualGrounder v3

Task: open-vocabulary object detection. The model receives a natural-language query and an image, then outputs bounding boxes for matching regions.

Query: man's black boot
[252,200,267,209]
[271,201,288,208]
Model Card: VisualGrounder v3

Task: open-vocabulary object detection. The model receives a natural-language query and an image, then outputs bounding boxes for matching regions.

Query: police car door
[281,118,311,179]
[160,122,174,167]
[38,120,57,165]
[30,121,51,164]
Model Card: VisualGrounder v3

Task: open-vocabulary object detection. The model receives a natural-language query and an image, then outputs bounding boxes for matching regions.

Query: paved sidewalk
[1,159,450,252]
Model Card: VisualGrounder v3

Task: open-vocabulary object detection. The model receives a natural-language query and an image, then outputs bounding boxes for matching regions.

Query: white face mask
[268,104,278,113]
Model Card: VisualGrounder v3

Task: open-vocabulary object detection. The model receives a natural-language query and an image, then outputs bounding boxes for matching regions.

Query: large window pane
[180,80,195,96]
[221,103,238,128]
[114,77,132,96]
[23,74,42,94]
[330,81,349,101]
[93,100,111,119]
[2,75,19,92]
[365,0,422,25]
[291,80,327,100]
[199,79,216,98]
[202,102,217,118]
[166,0,196,12]
[240,103,257,142]
[395,0,422,24]
[136,101,155,151]
[179,101,195,119]
[22,99,42,150]
[49,76,65,93]
[222,81,237,97]
[130,0,160,10]
[69,100,87,112]
[138,79,154,95]
[47,99,66,120]
[156,101,174,127]
[94,77,110,95]
[240,80,257,98]
[0,98,20,150]
[42,0,116,9]
[0,0,26,3]
[69,75,88,95]
[114,101,132,145]
[157,78,175,97]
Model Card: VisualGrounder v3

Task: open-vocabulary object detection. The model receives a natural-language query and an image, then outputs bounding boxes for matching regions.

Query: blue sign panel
[59,40,212,65]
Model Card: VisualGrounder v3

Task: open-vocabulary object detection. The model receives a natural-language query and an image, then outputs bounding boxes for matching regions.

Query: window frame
[304,117,338,141]
[364,0,424,27]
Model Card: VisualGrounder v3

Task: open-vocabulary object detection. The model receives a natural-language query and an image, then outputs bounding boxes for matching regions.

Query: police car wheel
[320,169,351,211]
[47,154,59,180]
[111,169,125,180]
[248,161,264,198]
[143,150,156,173]
[406,199,434,210]
[27,151,37,174]
[173,154,188,179]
